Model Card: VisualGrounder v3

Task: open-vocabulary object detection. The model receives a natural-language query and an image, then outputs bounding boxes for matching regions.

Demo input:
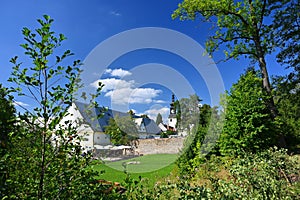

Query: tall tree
[105,115,138,145]
[177,94,201,132]
[176,104,222,174]
[155,113,163,125]
[172,0,286,146]
[5,15,108,199]
[219,70,277,156]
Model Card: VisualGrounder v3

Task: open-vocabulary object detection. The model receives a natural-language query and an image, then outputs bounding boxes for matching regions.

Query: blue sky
[0,0,289,122]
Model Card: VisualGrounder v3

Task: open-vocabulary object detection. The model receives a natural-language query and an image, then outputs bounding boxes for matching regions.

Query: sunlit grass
[92,154,177,185]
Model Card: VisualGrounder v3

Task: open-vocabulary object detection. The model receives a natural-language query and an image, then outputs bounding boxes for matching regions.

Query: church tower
[168,94,177,130]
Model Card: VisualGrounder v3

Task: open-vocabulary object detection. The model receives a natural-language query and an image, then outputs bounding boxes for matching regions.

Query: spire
[169,93,176,115]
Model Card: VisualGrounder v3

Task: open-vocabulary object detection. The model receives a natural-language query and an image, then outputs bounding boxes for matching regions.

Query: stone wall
[135,137,184,155]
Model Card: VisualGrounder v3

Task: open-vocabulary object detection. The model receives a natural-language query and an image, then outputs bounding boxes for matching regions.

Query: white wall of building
[168,117,177,130]
[94,132,110,145]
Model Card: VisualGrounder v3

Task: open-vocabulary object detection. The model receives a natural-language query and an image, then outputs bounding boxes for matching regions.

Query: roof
[75,101,129,132]
[142,118,161,134]
[74,101,161,134]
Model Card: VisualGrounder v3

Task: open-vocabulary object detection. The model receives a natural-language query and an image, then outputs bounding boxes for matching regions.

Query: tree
[0,85,16,156]
[0,85,16,197]
[272,0,300,72]
[177,94,201,132]
[5,15,109,199]
[273,76,300,150]
[140,114,149,119]
[172,0,286,147]
[155,113,163,125]
[128,109,135,117]
[105,115,138,145]
[219,70,277,156]
[176,104,222,174]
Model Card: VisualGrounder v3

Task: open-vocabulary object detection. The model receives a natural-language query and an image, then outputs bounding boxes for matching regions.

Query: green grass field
[92,154,178,185]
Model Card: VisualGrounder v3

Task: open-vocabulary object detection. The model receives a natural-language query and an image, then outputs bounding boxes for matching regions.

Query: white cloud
[110,11,122,17]
[153,100,166,104]
[90,70,162,106]
[142,107,169,121]
[13,101,29,107]
[105,68,132,78]
[105,87,162,105]
[90,78,135,92]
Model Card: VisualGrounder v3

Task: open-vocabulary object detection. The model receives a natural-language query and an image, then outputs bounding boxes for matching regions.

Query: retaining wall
[135,137,184,155]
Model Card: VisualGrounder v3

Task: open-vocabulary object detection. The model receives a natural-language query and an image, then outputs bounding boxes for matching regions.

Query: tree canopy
[172,0,290,147]
[219,69,277,155]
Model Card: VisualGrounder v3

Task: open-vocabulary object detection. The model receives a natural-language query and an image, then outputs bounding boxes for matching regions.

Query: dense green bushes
[126,148,299,199]
[219,70,278,156]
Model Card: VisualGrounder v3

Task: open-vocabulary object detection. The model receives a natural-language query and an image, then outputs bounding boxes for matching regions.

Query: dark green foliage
[273,75,300,151]
[160,130,175,138]
[176,94,201,132]
[176,104,220,175]
[155,113,163,125]
[0,85,16,197]
[219,70,277,156]
[0,85,16,156]
[105,115,138,145]
[272,0,300,71]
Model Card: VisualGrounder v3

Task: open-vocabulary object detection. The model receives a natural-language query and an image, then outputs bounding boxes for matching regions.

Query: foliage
[172,1,288,150]
[155,113,163,125]
[153,148,300,199]
[272,0,300,71]
[209,148,300,199]
[160,130,174,138]
[273,75,300,150]
[173,0,274,60]
[176,94,201,132]
[105,115,138,145]
[140,114,149,119]
[0,85,16,156]
[176,104,223,175]
[0,85,17,197]
[219,70,277,156]
[172,0,274,90]
[2,15,112,199]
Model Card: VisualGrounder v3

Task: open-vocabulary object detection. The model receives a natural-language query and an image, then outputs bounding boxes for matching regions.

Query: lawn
[92,154,178,185]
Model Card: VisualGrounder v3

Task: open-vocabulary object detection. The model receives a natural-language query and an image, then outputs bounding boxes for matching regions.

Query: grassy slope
[92,154,178,186]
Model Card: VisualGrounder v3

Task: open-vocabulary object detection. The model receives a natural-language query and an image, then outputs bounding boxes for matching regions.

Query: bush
[219,70,277,156]
[170,148,300,199]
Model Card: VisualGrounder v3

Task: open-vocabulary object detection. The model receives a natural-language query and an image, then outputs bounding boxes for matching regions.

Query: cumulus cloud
[142,107,169,121]
[90,68,162,106]
[105,87,161,105]
[105,68,132,77]
[90,78,135,92]
[153,100,166,104]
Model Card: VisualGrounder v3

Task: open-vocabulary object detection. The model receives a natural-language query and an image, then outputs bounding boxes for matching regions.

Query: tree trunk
[258,56,287,148]
[38,132,46,199]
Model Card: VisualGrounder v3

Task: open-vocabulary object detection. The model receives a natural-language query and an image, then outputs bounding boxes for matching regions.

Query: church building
[167,94,177,131]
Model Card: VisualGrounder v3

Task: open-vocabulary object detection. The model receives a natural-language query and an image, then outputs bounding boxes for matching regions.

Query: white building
[168,94,177,131]
[60,101,161,151]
